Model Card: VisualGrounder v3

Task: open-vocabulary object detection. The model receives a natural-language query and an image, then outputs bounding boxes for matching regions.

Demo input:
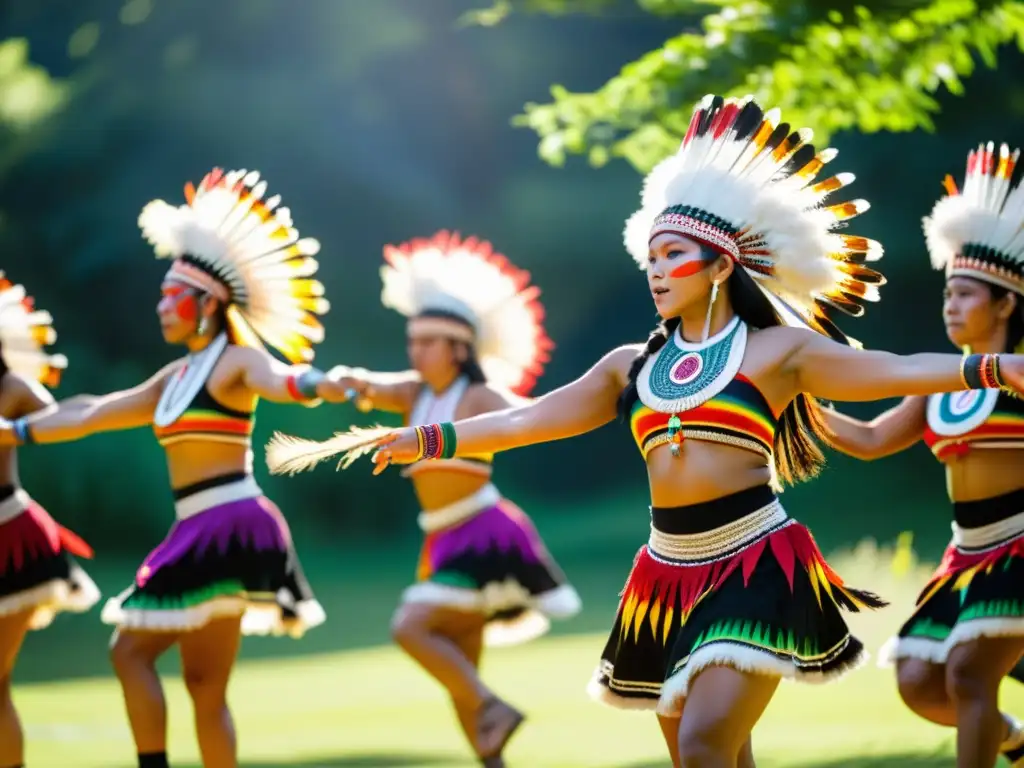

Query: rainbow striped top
[630,374,777,460]
[153,386,254,448]
[924,389,1024,461]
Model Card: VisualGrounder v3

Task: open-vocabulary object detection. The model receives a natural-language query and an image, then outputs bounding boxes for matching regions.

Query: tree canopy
[466,0,1024,172]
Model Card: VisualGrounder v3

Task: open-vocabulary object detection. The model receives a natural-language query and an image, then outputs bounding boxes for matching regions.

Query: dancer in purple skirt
[0,273,99,768]
[0,169,351,768]
[268,231,581,767]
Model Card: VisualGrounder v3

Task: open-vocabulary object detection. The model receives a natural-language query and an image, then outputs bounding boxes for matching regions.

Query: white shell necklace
[153,333,229,427]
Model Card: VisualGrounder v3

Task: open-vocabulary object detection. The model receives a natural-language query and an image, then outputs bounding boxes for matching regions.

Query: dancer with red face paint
[0,169,354,768]
[0,273,98,768]
[269,96,1024,767]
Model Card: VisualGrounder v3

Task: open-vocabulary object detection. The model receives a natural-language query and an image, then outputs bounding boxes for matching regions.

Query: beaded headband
[624,94,884,347]
[924,142,1024,296]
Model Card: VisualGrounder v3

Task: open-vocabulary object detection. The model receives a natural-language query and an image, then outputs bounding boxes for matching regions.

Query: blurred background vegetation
[4,0,1024,685]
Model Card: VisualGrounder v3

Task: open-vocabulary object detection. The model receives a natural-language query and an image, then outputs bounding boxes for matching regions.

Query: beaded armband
[961,353,1006,390]
[286,367,325,407]
[413,422,458,460]
[12,417,34,445]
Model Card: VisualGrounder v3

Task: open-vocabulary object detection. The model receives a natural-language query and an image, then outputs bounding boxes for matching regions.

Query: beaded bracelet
[961,353,1007,390]
[12,417,34,445]
[286,367,325,406]
[414,422,459,460]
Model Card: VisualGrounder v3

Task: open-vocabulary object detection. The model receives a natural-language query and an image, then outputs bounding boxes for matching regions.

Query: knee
[109,634,147,679]
[183,668,228,709]
[896,661,943,710]
[946,654,998,703]
[678,723,733,767]
[390,607,428,649]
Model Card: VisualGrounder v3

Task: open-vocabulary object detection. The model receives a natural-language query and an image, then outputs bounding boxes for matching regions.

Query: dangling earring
[702,280,720,343]
[197,315,208,337]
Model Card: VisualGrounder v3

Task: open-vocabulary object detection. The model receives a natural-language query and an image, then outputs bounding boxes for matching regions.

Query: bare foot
[476,696,525,758]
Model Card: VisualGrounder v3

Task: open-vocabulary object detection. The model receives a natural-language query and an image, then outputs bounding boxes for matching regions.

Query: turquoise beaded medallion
[636,315,748,456]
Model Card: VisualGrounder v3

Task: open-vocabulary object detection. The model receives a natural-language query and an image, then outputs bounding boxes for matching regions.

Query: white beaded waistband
[952,509,1024,551]
[648,498,788,563]
[0,489,31,525]
[174,476,262,521]
[418,483,501,533]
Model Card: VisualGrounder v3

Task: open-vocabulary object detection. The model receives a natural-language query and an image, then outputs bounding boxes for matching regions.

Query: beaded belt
[418,483,500,533]
[647,498,789,564]
[174,476,262,520]
[0,489,31,525]
[952,509,1024,552]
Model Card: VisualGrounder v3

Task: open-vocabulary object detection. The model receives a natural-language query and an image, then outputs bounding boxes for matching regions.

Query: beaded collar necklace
[636,315,747,456]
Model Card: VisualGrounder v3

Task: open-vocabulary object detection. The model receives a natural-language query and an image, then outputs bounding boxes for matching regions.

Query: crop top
[630,373,778,460]
[152,333,255,449]
[404,375,493,478]
[153,385,254,448]
[923,388,1024,461]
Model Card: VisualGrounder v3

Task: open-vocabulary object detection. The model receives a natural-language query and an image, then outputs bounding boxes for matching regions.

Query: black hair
[415,309,487,385]
[617,247,829,488]
[0,341,7,381]
[982,283,1024,353]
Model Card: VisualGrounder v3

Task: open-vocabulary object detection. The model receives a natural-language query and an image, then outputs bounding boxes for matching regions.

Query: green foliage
[0,38,67,130]
[471,0,1024,172]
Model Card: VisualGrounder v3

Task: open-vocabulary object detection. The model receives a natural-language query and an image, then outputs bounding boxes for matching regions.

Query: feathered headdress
[624,94,885,347]
[381,230,552,395]
[0,273,67,387]
[138,167,329,363]
[923,142,1024,294]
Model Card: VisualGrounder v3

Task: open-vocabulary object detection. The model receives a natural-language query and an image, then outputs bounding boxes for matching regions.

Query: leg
[897,658,957,726]
[658,715,682,768]
[660,711,756,768]
[179,616,243,768]
[946,636,1024,768]
[0,609,34,768]
[445,621,486,753]
[677,666,779,768]
[391,603,522,758]
[110,628,179,760]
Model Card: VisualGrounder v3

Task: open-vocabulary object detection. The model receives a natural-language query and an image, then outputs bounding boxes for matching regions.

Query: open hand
[369,427,421,475]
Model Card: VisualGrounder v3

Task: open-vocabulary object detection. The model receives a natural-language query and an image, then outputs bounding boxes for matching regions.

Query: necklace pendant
[667,414,682,457]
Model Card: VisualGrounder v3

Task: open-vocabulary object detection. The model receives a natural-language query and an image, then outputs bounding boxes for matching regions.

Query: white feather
[265,426,395,476]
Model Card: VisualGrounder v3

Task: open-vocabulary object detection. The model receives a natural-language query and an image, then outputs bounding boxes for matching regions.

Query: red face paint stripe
[669,260,707,278]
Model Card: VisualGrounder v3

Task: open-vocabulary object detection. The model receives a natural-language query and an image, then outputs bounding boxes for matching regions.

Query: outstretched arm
[788,331,1008,402]
[364,345,634,471]
[324,366,420,414]
[821,396,927,461]
[0,361,180,446]
[226,346,420,411]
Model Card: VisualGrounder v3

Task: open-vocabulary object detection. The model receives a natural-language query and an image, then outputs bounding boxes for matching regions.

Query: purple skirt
[407,496,581,646]
[102,494,324,637]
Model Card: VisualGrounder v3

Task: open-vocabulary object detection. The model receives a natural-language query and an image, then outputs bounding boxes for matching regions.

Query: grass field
[13,520,1024,766]
[22,630,1024,768]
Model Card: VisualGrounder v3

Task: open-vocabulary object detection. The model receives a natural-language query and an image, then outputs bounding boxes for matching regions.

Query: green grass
[17,631,1024,767]
[12,519,1024,766]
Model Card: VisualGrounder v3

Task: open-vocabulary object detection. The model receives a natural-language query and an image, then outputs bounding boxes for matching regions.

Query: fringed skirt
[0,487,100,629]
[589,485,886,716]
[102,474,325,637]
[882,489,1024,666]
[405,483,581,647]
